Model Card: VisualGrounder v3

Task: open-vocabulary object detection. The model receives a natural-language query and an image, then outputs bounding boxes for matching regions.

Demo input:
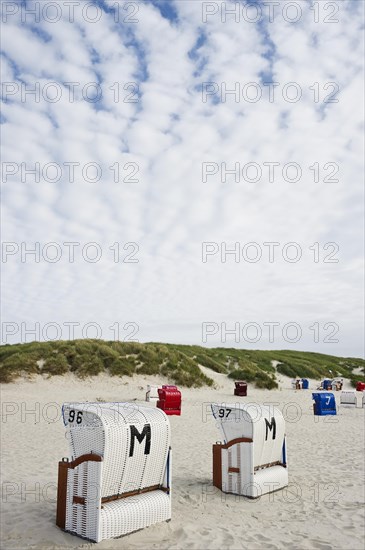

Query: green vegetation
[42,354,69,376]
[0,340,363,390]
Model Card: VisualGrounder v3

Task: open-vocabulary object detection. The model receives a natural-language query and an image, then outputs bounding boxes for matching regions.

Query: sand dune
[1,372,364,550]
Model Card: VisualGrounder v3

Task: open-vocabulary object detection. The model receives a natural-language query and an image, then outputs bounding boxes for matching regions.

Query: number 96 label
[68,409,83,424]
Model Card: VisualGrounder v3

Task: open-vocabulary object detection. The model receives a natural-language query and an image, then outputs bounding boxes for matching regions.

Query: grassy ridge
[0,340,364,389]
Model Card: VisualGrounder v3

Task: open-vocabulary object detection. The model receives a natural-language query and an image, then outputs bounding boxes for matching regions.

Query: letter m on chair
[129,424,151,456]
[265,417,276,440]
[56,403,171,542]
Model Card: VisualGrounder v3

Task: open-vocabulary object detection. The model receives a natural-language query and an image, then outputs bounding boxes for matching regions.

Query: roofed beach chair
[340,391,356,406]
[322,379,332,390]
[312,392,336,415]
[341,391,365,408]
[211,403,288,498]
[56,402,171,542]
[157,385,181,415]
[234,381,247,396]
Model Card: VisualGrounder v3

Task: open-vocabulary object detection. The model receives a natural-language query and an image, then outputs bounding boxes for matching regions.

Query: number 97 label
[218,408,232,418]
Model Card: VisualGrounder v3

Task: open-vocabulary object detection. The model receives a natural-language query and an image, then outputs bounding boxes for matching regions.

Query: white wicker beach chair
[341,391,365,408]
[340,391,356,406]
[211,403,288,498]
[56,402,171,542]
[146,384,159,402]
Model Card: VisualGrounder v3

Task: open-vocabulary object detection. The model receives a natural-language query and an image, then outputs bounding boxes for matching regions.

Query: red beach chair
[157,385,181,415]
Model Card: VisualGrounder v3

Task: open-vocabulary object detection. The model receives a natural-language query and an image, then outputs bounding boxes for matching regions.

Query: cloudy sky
[1,0,364,356]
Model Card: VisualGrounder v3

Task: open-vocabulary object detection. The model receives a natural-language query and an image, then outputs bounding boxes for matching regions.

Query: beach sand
[1,371,364,550]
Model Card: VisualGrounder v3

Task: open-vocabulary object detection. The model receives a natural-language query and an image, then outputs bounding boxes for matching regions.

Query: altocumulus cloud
[0,0,364,356]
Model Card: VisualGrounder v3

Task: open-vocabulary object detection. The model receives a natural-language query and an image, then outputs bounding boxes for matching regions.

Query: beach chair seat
[99,491,171,540]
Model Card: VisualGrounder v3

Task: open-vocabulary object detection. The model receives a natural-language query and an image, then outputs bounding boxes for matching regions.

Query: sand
[1,370,364,550]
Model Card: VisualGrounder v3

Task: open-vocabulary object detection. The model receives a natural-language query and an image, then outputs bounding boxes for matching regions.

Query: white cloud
[0,0,364,357]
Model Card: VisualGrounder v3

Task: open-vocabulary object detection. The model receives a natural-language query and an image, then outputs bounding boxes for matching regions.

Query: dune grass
[0,340,363,389]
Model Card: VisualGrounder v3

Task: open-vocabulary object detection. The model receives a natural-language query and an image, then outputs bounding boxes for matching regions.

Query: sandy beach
[1,370,364,550]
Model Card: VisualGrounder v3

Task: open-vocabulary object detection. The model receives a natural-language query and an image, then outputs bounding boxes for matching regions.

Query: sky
[0,0,364,357]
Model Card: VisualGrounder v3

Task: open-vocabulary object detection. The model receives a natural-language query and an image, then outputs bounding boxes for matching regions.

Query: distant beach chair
[356,381,365,392]
[234,381,247,396]
[157,385,181,415]
[312,393,336,415]
[322,379,332,390]
[211,403,288,498]
[56,402,171,542]
[331,379,342,391]
[341,391,365,408]
[340,391,356,406]
[146,384,159,402]
[301,378,309,389]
